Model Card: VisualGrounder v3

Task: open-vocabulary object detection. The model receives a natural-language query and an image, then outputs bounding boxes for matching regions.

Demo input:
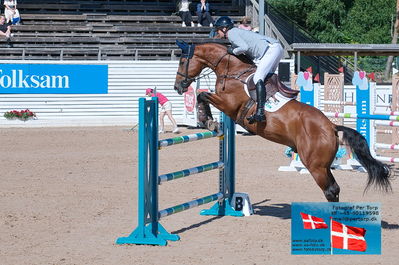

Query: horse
[173,41,393,202]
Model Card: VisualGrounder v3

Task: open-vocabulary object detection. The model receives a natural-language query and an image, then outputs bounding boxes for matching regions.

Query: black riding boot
[247,79,266,124]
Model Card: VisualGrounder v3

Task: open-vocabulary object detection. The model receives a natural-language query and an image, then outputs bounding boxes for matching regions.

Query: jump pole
[116,97,244,246]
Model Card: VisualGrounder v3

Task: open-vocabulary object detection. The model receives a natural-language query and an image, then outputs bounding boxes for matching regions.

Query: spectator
[4,0,19,25]
[145,88,180,134]
[0,15,12,47]
[238,17,252,31]
[196,0,213,27]
[177,0,194,27]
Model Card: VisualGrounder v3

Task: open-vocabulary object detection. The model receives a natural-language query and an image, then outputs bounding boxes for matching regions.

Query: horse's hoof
[205,120,219,132]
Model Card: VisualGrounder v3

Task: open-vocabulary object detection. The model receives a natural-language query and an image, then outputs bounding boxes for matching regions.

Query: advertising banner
[0,64,108,94]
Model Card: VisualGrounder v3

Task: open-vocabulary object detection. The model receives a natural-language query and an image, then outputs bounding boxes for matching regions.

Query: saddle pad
[243,81,296,113]
[264,92,295,112]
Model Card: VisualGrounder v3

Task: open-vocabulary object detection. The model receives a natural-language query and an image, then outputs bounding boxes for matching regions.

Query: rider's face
[217,28,227,39]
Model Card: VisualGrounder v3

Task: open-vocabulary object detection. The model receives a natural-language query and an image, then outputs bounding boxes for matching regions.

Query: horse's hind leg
[295,121,341,202]
[308,166,340,202]
[299,146,340,202]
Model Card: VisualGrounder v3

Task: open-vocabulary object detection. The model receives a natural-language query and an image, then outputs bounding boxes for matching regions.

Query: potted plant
[3,109,37,121]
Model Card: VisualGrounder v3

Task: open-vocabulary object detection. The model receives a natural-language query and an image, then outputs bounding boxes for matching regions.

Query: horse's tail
[336,125,393,192]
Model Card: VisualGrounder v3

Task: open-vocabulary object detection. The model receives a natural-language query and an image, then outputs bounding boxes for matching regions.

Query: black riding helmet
[214,16,234,30]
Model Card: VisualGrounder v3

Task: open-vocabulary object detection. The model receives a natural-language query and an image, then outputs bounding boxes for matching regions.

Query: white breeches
[4,8,18,23]
[253,42,284,83]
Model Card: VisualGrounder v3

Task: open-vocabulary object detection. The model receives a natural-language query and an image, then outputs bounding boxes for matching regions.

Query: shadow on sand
[252,199,291,219]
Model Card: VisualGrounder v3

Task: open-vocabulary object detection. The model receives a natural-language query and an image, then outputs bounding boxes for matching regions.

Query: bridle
[176,43,256,88]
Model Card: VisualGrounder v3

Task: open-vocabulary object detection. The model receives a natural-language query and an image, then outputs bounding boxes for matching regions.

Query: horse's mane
[196,41,255,66]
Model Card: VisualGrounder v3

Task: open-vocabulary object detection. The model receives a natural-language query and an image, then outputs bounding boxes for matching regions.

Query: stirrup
[246,113,266,124]
[246,105,266,124]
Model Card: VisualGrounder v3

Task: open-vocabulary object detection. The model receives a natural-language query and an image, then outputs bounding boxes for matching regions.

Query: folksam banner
[0,64,108,94]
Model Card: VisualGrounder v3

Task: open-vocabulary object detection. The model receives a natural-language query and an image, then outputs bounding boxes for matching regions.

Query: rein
[177,50,256,86]
[219,64,256,84]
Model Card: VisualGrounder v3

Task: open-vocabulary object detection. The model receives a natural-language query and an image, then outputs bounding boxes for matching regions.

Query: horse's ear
[176,40,186,50]
[176,40,195,58]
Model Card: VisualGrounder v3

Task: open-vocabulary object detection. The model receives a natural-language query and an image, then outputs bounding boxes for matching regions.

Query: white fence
[0,60,215,127]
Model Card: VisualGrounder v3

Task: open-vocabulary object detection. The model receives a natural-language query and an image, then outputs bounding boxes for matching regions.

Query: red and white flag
[300,212,328,229]
[331,220,367,252]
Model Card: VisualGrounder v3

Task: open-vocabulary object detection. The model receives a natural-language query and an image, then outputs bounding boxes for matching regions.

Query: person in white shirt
[4,0,19,23]
[178,0,194,27]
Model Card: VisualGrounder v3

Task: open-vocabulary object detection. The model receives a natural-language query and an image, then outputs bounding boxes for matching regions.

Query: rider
[213,16,284,124]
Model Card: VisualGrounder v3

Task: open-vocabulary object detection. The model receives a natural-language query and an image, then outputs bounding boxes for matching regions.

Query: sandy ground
[1,126,399,265]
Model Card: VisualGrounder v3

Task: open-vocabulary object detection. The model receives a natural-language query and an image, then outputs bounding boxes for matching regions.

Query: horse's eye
[179,61,185,66]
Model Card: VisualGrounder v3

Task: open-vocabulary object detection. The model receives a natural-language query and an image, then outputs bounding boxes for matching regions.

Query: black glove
[227,46,235,55]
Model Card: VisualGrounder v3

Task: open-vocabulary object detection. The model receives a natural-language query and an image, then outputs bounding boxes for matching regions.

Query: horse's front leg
[197,92,220,132]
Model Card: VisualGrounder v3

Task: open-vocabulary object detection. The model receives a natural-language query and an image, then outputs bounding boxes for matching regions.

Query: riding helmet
[214,16,234,30]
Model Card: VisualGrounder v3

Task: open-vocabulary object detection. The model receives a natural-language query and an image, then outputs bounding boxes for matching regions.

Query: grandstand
[1,0,246,60]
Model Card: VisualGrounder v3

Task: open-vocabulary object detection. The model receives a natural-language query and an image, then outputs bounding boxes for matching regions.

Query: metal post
[171,49,175,61]
[259,0,264,35]
[226,115,236,199]
[354,51,358,71]
[149,97,159,237]
[116,98,170,246]
[297,51,301,73]
[138,98,147,235]
[200,113,243,217]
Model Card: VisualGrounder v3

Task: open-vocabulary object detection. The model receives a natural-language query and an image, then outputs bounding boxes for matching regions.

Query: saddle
[247,74,299,101]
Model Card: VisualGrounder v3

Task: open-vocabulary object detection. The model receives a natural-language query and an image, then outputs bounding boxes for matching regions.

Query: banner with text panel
[0,64,108,94]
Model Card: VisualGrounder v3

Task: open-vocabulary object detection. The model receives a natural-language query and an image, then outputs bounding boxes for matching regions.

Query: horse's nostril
[181,81,189,88]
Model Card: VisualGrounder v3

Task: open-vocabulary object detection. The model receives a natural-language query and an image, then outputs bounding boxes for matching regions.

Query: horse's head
[174,41,254,97]
[174,40,205,95]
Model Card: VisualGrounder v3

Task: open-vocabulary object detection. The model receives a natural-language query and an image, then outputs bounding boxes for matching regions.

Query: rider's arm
[228,32,249,55]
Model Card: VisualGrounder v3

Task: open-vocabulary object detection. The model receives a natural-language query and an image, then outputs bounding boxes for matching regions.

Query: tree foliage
[268,0,397,73]
[306,0,347,43]
[342,0,396,44]
[268,0,396,44]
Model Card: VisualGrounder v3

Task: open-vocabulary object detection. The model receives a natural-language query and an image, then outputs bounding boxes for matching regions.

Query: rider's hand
[227,47,235,55]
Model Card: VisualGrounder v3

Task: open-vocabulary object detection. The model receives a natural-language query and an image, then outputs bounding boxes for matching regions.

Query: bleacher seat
[2,1,244,60]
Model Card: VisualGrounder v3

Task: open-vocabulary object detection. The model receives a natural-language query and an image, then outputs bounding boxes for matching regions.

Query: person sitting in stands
[0,15,12,47]
[178,0,194,27]
[145,88,180,134]
[196,0,213,27]
[238,16,252,31]
[4,0,19,25]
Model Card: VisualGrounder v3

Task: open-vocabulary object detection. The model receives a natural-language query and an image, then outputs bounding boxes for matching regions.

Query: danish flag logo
[300,212,328,229]
[331,220,367,252]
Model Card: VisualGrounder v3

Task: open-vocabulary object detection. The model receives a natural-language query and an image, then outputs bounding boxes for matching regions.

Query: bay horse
[173,41,393,202]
